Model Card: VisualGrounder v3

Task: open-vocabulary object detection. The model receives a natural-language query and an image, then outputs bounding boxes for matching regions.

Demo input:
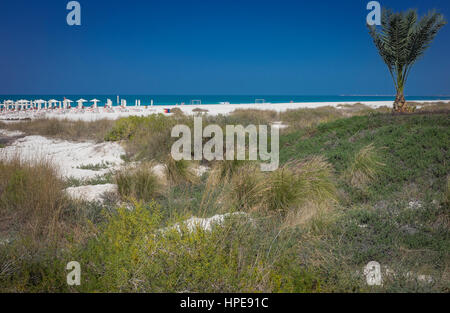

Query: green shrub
[106,114,194,161]
[74,202,274,292]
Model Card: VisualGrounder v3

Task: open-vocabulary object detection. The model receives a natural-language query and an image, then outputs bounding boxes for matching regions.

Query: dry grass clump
[262,157,337,214]
[229,109,279,125]
[225,163,265,211]
[212,156,337,225]
[344,143,385,190]
[282,200,337,229]
[164,156,198,185]
[115,162,164,202]
[0,156,67,242]
[413,101,450,112]
[206,159,248,187]
[0,118,115,142]
[280,107,344,132]
[337,103,372,111]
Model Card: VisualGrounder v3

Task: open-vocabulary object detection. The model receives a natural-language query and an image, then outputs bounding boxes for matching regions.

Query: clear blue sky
[1,0,449,95]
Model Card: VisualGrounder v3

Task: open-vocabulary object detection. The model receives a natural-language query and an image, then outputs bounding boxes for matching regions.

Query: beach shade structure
[120,99,127,108]
[48,99,59,109]
[106,99,113,108]
[76,99,88,109]
[16,99,30,111]
[90,98,100,109]
[63,99,73,109]
[35,99,46,110]
[4,100,14,110]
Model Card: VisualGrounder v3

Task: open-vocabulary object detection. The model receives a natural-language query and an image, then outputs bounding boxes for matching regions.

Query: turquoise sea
[1,95,449,107]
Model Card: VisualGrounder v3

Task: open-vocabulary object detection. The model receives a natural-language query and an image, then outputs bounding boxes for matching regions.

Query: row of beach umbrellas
[0,98,110,111]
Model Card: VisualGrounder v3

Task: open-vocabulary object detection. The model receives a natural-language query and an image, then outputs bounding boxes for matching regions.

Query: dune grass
[225,163,265,211]
[115,162,164,202]
[0,156,67,242]
[164,157,198,185]
[261,157,336,215]
[344,143,386,191]
[0,118,115,142]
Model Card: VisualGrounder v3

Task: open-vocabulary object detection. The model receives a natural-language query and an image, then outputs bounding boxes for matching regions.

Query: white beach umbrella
[4,100,14,111]
[90,98,100,109]
[63,99,73,109]
[76,98,87,109]
[35,99,46,110]
[48,99,59,109]
[17,99,29,110]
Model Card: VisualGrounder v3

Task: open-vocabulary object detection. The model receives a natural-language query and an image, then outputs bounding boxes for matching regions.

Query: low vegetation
[115,162,164,202]
[0,103,449,292]
[0,118,115,142]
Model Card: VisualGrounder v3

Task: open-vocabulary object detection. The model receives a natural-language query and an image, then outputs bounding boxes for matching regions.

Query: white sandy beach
[1,100,448,122]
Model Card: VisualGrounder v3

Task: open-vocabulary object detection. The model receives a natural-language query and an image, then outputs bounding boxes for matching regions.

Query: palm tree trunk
[394,91,407,112]
[394,71,408,113]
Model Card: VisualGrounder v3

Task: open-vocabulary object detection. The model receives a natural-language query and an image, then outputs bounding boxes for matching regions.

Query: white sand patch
[65,184,118,202]
[1,100,448,121]
[152,164,167,179]
[165,212,249,233]
[194,165,210,177]
[0,136,125,179]
[0,129,24,137]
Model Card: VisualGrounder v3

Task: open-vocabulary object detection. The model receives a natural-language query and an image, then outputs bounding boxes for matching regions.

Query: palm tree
[368,9,446,112]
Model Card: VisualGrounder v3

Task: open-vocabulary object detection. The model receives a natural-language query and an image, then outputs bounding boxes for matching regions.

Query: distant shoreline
[1,100,449,122]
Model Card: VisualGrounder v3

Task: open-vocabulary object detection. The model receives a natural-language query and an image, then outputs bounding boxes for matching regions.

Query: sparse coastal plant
[206,159,248,187]
[225,163,265,211]
[344,144,385,191]
[0,118,114,142]
[262,157,336,214]
[368,9,446,112]
[76,161,113,171]
[115,163,164,202]
[0,156,67,243]
[164,156,198,185]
